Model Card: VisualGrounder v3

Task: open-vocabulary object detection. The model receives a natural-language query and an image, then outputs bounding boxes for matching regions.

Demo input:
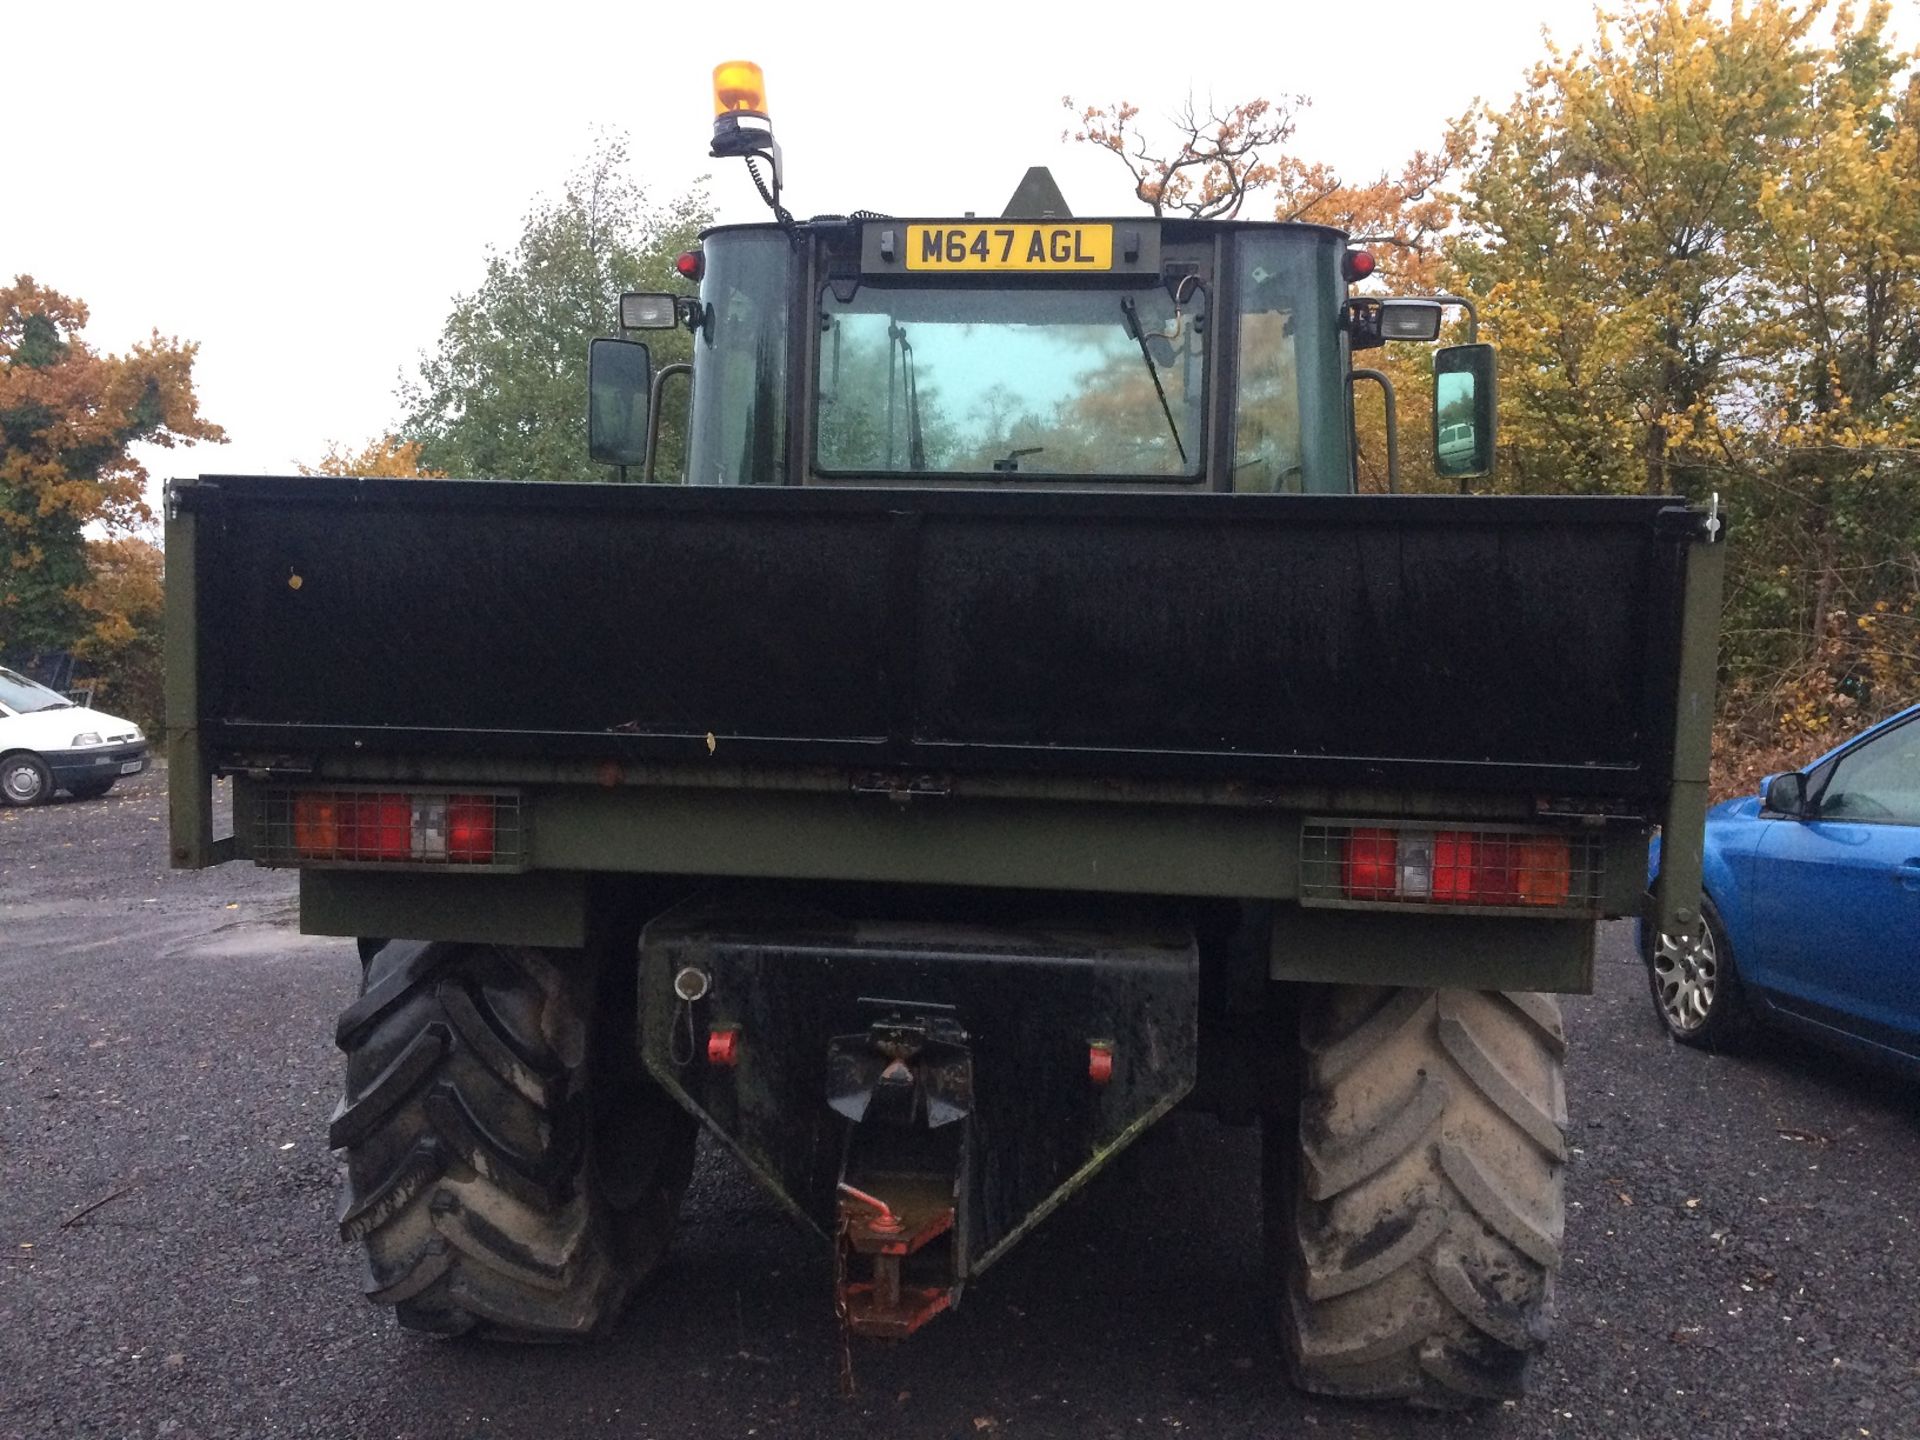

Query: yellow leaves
[299,435,447,479]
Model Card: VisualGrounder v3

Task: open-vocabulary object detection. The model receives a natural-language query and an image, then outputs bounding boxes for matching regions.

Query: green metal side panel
[299,870,590,948]
[532,787,1298,899]
[163,494,231,869]
[1270,907,1596,994]
[1653,530,1728,942]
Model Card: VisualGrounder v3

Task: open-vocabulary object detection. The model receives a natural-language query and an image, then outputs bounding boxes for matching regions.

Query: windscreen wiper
[1120,296,1187,465]
[886,322,928,471]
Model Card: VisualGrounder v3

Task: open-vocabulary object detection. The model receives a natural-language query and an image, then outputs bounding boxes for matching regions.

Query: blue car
[1645,702,1920,1066]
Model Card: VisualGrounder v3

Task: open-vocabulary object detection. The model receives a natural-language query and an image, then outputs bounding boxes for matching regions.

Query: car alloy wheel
[1651,922,1719,1034]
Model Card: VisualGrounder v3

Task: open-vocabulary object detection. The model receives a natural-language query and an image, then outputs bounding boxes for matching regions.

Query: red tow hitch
[834,1182,956,1340]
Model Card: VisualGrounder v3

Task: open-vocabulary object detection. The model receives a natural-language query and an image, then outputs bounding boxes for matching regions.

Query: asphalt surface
[4,766,1919,1439]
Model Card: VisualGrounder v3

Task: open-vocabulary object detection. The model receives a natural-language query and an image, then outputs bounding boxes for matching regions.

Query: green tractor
[167,61,1721,1408]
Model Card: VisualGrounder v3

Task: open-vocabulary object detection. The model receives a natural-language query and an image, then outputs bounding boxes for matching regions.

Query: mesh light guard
[251,787,528,871]
[1300,820,1602,916]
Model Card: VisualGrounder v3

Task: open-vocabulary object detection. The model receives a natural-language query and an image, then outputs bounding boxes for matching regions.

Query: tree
[399,134,711,483]
[299,434,446,478]
[1452,0,1918,768]
[1064,95,1306,219]
[0,277,223,657]
[72,535,165,729]
[1066,94,1472,491]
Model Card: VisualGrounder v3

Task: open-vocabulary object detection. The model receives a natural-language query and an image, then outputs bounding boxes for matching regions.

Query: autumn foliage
[299,434,446,479]
[0,276,222,717]
[1071,3,1919,790]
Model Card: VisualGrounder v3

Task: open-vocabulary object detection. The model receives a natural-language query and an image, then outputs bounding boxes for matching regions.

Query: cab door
[1749,715,1920,1052]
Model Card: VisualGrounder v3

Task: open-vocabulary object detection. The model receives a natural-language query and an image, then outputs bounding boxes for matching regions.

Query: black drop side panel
[178,477,1690,798]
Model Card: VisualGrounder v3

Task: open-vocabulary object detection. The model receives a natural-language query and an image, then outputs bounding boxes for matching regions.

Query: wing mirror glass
[1763,771,1808,816]
[1433,343,1497,480]
[588,337,652,467]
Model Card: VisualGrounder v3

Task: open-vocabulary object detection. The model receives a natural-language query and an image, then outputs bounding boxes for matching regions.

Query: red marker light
[1088,1043,1114,1086]
[676,250,704,282]
[1343,249,1376,283]
[708,1028,741,1067]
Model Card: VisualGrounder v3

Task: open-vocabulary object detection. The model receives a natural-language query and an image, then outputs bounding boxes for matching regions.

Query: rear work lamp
[619,292,679,330]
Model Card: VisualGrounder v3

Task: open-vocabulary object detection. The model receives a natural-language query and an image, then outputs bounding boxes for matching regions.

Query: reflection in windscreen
[816,284,1207,477]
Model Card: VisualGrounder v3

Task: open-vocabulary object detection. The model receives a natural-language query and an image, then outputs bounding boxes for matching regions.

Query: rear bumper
[46,743,149,788]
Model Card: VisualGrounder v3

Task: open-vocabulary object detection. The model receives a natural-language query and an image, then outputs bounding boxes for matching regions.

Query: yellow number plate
[904,223,1113,272]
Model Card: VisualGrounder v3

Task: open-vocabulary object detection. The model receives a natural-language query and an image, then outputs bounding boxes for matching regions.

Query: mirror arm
[1430,294,1478,344]
[641,364,693,484]
[1349,369,1399,493]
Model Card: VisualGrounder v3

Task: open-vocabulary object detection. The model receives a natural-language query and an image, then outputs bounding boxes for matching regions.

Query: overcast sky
[17,0,1882,512]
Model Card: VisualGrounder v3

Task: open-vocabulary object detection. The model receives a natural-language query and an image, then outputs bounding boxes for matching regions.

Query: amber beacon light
[710,60,784,206]
[712,60,769,121]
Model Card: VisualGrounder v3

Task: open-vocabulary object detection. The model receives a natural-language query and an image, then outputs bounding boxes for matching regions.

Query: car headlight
[71,731,102,747]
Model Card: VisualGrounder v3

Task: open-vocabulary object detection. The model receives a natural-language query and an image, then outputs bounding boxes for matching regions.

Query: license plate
[120,760,144,774]
[905,223,1113,273]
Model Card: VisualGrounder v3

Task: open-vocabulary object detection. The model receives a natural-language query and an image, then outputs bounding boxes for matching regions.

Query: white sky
[16,0,1881,512]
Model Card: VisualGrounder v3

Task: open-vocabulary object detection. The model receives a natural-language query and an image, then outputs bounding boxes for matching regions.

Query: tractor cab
[590,63,1494,494]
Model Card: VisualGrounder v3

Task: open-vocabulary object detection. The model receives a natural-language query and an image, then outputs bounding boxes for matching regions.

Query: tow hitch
[639,894,1197,1351]
[829,1008,972,1338]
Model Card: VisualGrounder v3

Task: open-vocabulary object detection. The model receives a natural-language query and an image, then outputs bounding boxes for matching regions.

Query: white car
[0,665,149,806]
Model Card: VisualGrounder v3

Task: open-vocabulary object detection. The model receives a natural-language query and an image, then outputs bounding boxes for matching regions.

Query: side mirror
[588,337,652,467]
[1433,343,1497,480]
[1763,771,1808,816]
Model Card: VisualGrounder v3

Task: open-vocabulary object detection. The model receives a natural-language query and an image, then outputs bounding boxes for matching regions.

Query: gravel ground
[4,765,1919,1439]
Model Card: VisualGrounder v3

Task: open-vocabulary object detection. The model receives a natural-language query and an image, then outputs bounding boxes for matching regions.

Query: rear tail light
[447,796,496,863]
[259,789,524,869]
[1313,823,1590,911]
[1343,827,1399,900]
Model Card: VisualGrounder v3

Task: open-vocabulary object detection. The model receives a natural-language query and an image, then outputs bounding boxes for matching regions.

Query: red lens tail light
[1338,827,1579,909]
[1343,828,1399,900]
[351,794,413,861]
[447,795,496,863]
[1432,830,1477,902]
[283,790,505,865]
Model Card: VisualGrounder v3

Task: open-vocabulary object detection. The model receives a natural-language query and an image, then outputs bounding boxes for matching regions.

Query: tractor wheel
[331,940,697,1340]
[1268,985,1566,1407]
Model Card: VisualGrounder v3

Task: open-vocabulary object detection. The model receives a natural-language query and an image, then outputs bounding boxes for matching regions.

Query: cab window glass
[688,232,789,485]
[815,283,1206,478]
[1819,720,1920,825]
[1232,232,1344,493]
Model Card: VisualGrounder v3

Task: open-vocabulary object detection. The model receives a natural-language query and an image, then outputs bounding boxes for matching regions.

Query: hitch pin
[836,1182,903,1233]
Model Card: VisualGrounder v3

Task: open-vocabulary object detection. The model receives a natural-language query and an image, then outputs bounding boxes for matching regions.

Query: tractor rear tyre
[332,941,697,1340]
[1268,985,1566,1407]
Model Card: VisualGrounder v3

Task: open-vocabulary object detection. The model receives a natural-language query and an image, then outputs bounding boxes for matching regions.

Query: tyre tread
[1275,984,1566,1408]
[334,941,693,1342]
